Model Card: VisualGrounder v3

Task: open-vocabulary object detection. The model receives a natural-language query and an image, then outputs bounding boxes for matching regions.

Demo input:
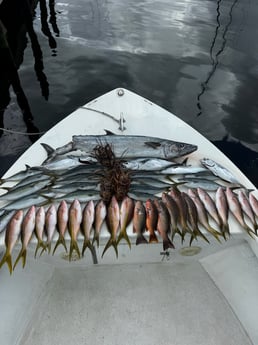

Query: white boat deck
[0,236,257,345]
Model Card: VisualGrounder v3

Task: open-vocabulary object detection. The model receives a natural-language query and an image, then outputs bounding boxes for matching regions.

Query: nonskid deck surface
[0,238,257,345]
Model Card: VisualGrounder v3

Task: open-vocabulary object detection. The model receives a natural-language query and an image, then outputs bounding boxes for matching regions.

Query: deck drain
[179,246,202,256]
[61,252,81,261]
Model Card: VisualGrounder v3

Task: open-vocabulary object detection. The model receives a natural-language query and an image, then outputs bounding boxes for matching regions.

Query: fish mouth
[183,144,198,156]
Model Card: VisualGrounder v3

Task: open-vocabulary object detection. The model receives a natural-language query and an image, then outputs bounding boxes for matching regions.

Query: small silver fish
[201,158,240,184]
[123,158,176,171]
[161,166,207,175]
[0,180,51,201]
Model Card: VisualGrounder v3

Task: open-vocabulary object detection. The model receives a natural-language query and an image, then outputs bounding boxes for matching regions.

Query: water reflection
[0,0,59,141]
[196,0,239,116]
[39,0,57,54]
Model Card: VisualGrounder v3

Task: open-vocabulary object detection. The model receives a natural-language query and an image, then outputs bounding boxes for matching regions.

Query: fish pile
[0,133,257,274]
[0,187,257,275]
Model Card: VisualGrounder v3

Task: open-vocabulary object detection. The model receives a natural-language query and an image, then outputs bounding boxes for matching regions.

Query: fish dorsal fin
[144,141,161,149]
[40,143,55,156]
[104,129,115,135]
[25,164,31,170]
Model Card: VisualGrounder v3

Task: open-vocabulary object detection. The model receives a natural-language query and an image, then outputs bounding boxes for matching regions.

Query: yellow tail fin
[0,251,13,275]
[102,238,118,258]
[82,239,95,257]
[116,229,131,249]
[52,235,67,255]
[13,248,27,270]
[69,239,81,261]
[35,240,47,258]
[92,233,100,248]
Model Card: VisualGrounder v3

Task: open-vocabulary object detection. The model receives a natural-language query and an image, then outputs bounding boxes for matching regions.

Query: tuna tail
[149,232,158,243]
[0,251,13,274]
[52,235,67,255]
[92,232,100,248]
[69,239,81,261]
[13,248,27,270]
[101,237,118,258]
[35,240,47,258]
[163,236,175,250]
[136,233,148,245]
[116,229,131,249]
[82,239,95,257]
[40,143,55,156]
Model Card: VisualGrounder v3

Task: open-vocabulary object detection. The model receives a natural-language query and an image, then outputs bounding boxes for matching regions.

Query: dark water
[0,0,258,186]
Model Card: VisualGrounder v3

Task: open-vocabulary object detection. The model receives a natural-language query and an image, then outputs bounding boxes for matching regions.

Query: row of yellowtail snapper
[0,132,257,274]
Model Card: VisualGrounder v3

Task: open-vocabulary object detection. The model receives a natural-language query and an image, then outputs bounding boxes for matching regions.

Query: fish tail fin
[149,232,158,243]
[207,226,222,243]
[13,248,27,270]
[136,233,148,245]
[47,242,52,254]
[102,238,118,258]
[198,229,210,244]
[163,236,175,250]
[69,239,81,261]
[180,227,187,244]
[221,224,230,240]
[243,224,256,239]
[82,239,95,257]
[171,226,181,241]
[189,232,197,246]
[35,240,47,258]
[116,229,131,249]
[92,232,100,248]
[40,143,55,156]
[0,251,13,274]
[52,235,67,255]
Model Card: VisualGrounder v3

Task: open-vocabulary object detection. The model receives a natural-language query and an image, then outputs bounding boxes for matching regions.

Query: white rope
[0,127,46,135]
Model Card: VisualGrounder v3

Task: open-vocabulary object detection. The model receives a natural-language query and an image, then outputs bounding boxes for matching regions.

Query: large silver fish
[43,132,197,161]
